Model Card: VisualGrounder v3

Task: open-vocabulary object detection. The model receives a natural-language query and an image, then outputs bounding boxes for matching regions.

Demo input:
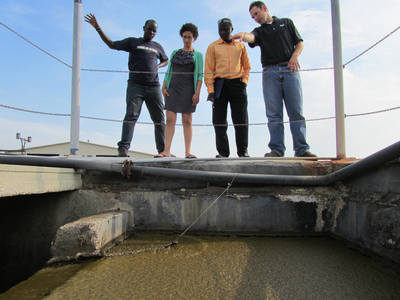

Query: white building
[4,141,154,158]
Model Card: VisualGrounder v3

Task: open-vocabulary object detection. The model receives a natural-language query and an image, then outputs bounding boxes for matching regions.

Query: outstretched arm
[84,13,117,50]
[231,32,255,44]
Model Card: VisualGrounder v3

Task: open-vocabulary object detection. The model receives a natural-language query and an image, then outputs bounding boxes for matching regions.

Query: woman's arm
[192,80,202,106]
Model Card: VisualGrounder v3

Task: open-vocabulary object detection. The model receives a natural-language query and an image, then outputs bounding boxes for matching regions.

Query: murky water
[1,232,400,300]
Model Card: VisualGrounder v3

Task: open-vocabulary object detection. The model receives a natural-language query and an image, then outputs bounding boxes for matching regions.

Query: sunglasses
[217,19,232,25]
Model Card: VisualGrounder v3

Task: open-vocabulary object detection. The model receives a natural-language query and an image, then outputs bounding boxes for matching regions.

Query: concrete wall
[83,159,400,265]
[333,161,400,265]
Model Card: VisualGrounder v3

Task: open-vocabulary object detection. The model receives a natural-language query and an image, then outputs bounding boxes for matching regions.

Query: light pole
[16,133,32,155]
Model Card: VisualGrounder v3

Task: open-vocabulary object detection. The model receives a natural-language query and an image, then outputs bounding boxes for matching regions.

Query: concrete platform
[0,164,82,198]
[49,210,131,263]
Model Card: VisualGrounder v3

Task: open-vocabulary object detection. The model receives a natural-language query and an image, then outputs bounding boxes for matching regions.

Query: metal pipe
[1,141,399,186]
[331,0,346,159]
[70,0,82,155]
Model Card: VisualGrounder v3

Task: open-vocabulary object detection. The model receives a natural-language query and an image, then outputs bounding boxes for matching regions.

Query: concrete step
[48,210,131,264]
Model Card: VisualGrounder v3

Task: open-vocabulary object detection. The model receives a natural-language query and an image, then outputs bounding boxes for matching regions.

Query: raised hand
[84,13,99,28]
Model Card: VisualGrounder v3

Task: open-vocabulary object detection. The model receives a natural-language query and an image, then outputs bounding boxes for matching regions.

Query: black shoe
[296,151,317,158]
[118,149,129,157]
[216,154,228,158]
[239,152,250,157]
[264,151,282,157]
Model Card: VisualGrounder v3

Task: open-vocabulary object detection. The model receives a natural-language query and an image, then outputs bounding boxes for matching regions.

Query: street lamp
[16,133,32,154]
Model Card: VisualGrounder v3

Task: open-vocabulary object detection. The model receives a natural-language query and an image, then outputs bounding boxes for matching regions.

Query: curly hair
[179,23,199,39]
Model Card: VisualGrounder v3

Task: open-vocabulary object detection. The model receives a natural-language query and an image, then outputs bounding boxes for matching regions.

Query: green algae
[1,233,399,300]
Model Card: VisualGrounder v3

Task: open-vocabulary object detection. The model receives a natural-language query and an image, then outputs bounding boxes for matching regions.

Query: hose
[1,141,399,186]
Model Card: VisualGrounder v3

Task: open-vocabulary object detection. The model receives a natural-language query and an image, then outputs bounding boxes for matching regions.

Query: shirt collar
[217,37,232,45]
[263,16,278,26]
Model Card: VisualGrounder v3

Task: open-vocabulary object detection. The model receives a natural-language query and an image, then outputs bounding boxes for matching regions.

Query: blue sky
[1,0,399,158]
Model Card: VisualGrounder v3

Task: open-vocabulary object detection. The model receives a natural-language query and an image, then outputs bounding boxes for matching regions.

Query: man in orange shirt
[205,18,251,158]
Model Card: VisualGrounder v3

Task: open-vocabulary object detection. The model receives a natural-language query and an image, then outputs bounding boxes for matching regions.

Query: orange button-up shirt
[204,38,251,94]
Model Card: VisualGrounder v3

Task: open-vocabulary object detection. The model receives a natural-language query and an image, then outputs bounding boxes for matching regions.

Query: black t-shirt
[114,37,168,85]
[249,17,303,66]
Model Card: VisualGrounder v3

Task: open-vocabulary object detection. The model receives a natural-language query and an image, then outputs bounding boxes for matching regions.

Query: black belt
[263,61,288,68]
[215,77,242,82]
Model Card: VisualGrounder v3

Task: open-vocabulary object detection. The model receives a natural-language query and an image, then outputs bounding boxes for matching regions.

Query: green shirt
[164,49,203,92]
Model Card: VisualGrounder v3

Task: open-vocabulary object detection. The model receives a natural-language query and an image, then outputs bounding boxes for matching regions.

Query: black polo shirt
[114,37,168,85]
[249,16,303,66]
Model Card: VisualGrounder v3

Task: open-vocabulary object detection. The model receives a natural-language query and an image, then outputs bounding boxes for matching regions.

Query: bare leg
[161,110,176,157]
[182,113,193,157]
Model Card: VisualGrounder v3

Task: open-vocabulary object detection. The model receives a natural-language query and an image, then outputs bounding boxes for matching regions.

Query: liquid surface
[1,233,400,300]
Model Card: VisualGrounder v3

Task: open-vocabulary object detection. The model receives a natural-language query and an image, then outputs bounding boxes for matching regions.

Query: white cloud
[0,118,69,151]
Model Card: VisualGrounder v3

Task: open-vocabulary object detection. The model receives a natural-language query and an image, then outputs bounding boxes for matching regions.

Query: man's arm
[158,59,169,69]
[204,45,216,94]
[84,13,117,50]
[231,32,255,44]
[240,44,251,84]
[287,41,304,72]
[204,44,217,103]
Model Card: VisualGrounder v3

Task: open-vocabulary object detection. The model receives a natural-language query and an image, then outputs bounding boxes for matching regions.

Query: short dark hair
[144,19,157,27]
[249,1,267,12]
[179,23,199,39]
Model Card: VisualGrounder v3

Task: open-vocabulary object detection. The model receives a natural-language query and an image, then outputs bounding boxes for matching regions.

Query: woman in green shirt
[156,23,203,158]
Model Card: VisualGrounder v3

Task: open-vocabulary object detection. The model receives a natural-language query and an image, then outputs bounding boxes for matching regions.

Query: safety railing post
[331,0,346,159]
[70,0,82,155]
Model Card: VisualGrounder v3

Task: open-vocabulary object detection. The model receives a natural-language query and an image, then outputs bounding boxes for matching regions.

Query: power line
[1,103,399,127]
[0,22,72,69]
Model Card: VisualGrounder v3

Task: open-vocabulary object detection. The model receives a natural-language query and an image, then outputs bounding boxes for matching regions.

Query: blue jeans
[262,66,309,157]
[118,81,165,154]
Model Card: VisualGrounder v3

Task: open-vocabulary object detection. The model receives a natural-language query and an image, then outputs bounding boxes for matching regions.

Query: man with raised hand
[85,14,168,157]
[205,18,251,158]
[232,1,317,158]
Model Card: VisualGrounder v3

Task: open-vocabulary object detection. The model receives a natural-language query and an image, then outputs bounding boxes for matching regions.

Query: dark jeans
[212,78,248,157]
[118,81,165,154]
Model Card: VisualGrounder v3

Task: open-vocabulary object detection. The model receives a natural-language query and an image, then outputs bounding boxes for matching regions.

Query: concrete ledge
[49,210,131,263]
[0,164,82,197]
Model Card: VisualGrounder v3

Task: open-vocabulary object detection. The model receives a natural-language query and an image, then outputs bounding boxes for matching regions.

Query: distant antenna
[16,133,32,155]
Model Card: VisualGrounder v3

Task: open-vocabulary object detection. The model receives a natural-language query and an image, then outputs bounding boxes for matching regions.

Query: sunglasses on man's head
[217,19,232,25]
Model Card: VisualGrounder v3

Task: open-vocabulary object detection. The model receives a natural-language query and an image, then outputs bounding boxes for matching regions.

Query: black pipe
[0,141,399,186]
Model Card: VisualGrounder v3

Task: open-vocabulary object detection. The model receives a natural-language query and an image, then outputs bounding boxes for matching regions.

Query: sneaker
[238,152,250,157]
[296,151,317,158]
[216,154,228,158]
[264,151,282,157]
[118,149,129,157]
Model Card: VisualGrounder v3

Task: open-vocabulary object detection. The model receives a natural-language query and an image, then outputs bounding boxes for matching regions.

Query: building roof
[5,141,154,158]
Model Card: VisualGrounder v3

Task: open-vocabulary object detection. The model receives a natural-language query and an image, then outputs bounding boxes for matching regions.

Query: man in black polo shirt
[232,1,316,158]
[85,14,169,157]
